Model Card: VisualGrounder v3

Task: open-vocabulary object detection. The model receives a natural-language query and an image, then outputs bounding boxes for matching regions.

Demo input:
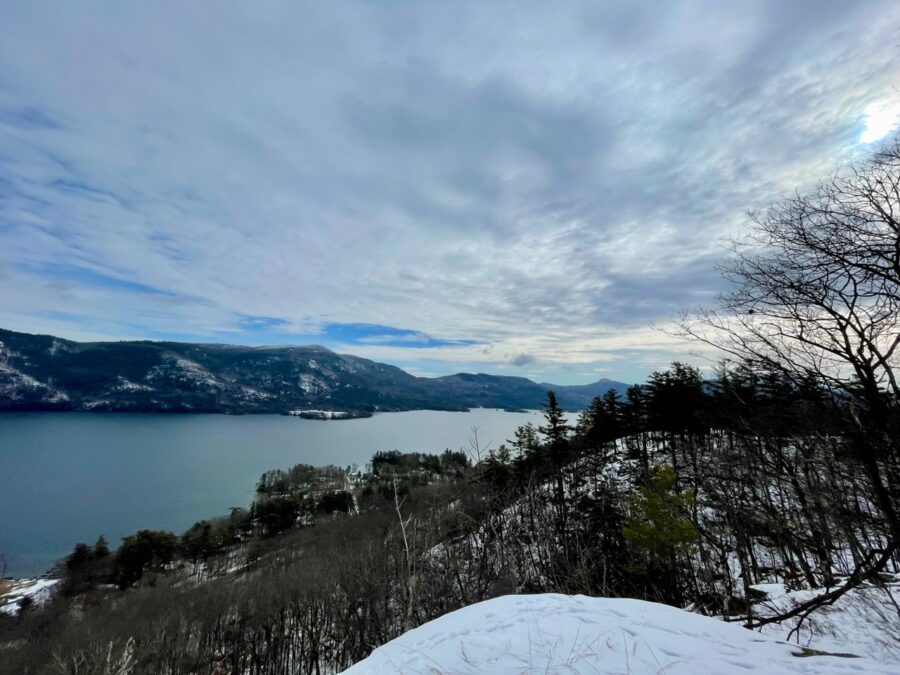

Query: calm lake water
[0,409,541,577]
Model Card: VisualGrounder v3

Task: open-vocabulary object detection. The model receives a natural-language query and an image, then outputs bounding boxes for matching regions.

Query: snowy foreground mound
[343,594,892,674]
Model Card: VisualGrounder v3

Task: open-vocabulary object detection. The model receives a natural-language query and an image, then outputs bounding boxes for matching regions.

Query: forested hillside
[0,328,625,413]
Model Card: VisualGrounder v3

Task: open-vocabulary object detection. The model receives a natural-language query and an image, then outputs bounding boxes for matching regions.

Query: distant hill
[538,378,631,408]
[0,328,629,414]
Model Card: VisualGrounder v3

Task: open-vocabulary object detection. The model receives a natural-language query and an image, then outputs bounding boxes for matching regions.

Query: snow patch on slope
[751,581,900,664]
[343,594,893,674]
[145,356,223,388]
[115,376,153,392]
[0,579,58,616]
[47,339,70,356]
[298,373,330,395]
[0,340,66,401]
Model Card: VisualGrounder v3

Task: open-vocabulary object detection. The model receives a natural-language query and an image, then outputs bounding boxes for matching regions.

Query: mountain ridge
[0,328,629,413]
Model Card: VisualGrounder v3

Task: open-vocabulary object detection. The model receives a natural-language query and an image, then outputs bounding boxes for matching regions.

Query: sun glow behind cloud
[860,100,900,144]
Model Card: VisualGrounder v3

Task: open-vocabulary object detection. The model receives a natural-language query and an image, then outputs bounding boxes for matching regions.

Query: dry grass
[0,579,14,598]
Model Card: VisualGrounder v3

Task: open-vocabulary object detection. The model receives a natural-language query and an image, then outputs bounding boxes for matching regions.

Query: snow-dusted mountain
[0,328,627,413]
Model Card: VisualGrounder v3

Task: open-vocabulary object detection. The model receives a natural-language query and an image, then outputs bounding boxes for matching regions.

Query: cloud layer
[1,1,898,383]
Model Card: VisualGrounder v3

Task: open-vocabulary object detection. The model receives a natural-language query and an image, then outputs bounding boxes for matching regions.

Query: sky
[1,1,899,385]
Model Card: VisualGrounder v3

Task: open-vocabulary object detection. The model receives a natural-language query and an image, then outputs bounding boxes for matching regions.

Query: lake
[0,409,542,577]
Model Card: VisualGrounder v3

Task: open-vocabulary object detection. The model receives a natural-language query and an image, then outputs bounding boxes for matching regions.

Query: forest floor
[751,575,900,664]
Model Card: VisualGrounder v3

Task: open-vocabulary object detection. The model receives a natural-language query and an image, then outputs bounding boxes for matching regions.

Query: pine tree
[93,535,109,558]
[540,391,572,540]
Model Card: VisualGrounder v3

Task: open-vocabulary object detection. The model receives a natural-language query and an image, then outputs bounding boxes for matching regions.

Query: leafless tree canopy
[682,138,900,558]
[687,140,899,394]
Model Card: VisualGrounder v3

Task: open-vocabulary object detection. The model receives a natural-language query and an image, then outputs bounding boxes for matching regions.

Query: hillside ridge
[0,328,628,413]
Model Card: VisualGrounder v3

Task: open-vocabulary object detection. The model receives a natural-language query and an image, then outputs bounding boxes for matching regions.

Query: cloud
[0,1,898,384]
[509,353,536,367]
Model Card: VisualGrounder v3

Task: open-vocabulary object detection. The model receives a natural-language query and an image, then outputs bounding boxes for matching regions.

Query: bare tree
[680,138,900,619]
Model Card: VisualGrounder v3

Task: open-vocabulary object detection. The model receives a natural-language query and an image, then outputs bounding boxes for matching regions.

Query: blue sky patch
[220,318,481,350]
[317,323,481,349]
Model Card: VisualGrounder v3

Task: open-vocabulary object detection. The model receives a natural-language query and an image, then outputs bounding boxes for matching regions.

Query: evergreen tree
[601,388,622,438]
[509,421,541,473]
[540,391,572,539]
[539,391,570,449]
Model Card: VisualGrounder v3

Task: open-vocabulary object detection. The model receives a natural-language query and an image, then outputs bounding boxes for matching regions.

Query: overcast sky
[1,1,899,384]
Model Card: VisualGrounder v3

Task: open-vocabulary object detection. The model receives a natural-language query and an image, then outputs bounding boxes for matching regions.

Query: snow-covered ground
[750,580,900,664]
[0,578,58,615]
[343,594,896,674]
